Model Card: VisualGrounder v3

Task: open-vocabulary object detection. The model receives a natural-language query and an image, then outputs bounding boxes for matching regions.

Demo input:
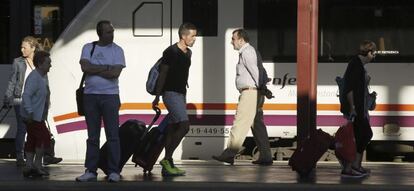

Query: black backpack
[335,76,350,117]
[254,48,274,99]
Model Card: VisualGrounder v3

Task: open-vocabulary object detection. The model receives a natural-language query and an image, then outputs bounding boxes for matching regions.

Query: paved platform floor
[0,159,414,191]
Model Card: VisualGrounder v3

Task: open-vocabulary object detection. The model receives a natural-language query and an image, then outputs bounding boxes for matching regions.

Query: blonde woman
[3,36,38,166]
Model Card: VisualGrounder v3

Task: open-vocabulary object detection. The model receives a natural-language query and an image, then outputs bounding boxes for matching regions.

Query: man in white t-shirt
[76,20,125,183]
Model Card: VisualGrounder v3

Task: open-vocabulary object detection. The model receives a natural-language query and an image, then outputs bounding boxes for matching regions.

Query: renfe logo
[272,73,296,89]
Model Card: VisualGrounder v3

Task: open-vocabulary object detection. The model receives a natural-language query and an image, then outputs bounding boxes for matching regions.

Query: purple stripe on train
[55,114,414,134]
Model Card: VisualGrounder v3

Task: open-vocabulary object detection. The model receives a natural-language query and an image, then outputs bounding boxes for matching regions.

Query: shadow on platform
[0,159,413,191]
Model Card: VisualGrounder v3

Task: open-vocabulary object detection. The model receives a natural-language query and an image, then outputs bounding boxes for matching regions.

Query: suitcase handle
[147,107,161,129]
[139,107,162,141]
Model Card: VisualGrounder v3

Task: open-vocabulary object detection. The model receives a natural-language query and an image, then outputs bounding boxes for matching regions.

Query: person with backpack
[151,23,197,176]
[340,40,377,178]
[212,29,273,166]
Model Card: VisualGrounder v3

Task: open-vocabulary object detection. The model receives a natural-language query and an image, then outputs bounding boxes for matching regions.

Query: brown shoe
[43,156,62,165]
[252,159,273,166]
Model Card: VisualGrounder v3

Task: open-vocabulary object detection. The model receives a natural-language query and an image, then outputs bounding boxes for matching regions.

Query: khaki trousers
[225,90,271,160]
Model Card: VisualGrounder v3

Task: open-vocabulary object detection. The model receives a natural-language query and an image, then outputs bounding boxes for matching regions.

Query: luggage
[288,129,334,177]
[334,121,356,162]
[0,105,12,123]
[98,119,147,175]
[132,114,170,174]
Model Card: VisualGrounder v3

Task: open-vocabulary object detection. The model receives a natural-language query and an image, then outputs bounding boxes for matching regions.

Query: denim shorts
[162,91,189,123]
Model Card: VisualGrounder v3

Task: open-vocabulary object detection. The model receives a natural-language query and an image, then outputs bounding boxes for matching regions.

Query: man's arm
[80,59,125,79]
[241,49,260,86]
[97,65,125,79]
[79,59,107,75]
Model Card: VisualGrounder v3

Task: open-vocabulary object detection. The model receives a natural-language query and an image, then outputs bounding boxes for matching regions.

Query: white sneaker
[108,173,120,182]
[76,171,97,182]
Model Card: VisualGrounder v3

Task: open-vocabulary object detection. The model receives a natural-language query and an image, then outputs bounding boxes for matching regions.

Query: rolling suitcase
[334,121,356,162]
[288,129,334,177]
[132,113,169,174]
[98,119,147,175]
[0,105,12,123]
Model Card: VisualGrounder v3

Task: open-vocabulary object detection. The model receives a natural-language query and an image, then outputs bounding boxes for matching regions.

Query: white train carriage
[2,0,414,161]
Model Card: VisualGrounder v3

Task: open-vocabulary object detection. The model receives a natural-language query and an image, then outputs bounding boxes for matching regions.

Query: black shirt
[162,43,191,95]
[343,56,368,116]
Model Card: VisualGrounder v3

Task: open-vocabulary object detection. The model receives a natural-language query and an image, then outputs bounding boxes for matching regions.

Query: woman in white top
[3,36,38,166]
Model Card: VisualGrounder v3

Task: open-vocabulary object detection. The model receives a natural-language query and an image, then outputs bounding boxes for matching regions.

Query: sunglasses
[369,50,376,57]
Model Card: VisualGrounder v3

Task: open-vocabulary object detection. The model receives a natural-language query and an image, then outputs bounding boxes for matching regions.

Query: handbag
[367,91,377,111]
[76,74,86,116]
[76,41,97,116]
[334,121,357,162]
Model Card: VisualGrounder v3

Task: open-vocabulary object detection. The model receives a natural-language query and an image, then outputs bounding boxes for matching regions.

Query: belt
[240,87,257,92]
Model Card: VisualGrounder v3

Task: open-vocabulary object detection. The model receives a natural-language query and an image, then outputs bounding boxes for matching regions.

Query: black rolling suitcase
[288,129,334,177]
[0,105,12,123]
[98,119,147,175]
[132,111,169,174]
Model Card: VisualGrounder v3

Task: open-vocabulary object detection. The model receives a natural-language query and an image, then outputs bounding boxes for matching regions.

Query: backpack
[255,49,274,99]
[335,76,350,116]
[146,57,163,95]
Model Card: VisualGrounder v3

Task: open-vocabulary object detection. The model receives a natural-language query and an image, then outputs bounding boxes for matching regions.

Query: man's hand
[24,113,34,124]
[349,106,357,121]
[152,96,160,110]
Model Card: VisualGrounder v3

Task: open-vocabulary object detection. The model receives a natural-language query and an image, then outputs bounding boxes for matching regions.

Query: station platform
[0,159,413,191]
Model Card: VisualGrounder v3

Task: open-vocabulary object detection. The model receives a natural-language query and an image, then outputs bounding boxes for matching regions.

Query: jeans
[14,105,27,160]
[83,94,120,174]
[162,91,188,123]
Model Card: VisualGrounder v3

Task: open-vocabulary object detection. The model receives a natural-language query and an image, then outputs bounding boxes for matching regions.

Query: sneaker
[43,156,63,165]
[341,170,365,178]
[107,173,120,182]
[160,159,180,176]
[76,171,97,182]
[168,159,186,175]
[16,159,26,167]
[22,167,35,178]
[34,167,49,176]
[352,166,370,177]
[22,167,48,178]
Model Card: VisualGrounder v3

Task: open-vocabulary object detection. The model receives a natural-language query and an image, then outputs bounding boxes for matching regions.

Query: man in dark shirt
[341,40,376,178]
[152,23,197,176]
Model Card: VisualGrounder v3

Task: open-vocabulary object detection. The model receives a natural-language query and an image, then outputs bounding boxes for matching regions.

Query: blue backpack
[146,57,163,95]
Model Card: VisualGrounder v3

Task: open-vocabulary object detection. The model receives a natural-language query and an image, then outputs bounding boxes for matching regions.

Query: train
[1,0,414,161]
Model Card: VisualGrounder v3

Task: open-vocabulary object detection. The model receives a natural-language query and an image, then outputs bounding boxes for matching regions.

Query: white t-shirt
[80,42,126,94]
[14,62,34,105]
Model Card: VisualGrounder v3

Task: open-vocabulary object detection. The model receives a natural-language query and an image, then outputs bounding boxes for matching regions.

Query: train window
[320,0,414,62]
[183,0,217,36]
[244,0,297,62]
[0,0,9,64]
[133,2,163,37]
[32,4,61,52]
[246,0,414,63]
